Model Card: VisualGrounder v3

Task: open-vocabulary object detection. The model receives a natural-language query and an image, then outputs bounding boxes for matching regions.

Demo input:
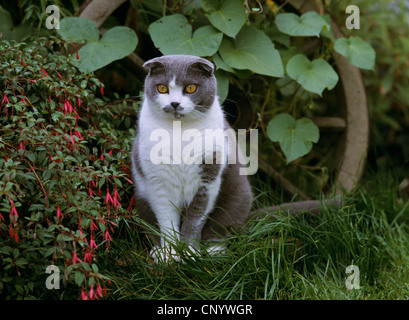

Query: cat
[131,55,253,263]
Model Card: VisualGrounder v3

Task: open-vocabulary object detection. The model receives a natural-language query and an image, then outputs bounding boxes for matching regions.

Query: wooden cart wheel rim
[286,0,370,195]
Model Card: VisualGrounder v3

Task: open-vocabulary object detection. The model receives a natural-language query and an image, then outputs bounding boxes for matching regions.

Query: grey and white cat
[131,55,253,263]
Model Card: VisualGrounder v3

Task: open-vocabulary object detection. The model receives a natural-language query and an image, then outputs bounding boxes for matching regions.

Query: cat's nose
[170,102,180,109]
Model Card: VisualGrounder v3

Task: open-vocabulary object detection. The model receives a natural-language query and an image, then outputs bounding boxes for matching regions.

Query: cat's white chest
[135,99,226,209]
[138,136,203,207]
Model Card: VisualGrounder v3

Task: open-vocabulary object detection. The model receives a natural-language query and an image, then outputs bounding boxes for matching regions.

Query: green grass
[99,168,409,300]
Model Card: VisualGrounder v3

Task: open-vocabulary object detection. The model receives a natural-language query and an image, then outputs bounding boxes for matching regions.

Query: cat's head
[143,55,217,120]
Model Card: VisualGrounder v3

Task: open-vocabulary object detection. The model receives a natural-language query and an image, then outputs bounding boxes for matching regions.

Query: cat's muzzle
[163,104,185,119]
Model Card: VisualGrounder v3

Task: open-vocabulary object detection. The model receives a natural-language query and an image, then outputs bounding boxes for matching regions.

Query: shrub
[0,39,136,299]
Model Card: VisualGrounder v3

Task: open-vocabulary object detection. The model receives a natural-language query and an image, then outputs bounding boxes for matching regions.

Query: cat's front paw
[150,246,179,264]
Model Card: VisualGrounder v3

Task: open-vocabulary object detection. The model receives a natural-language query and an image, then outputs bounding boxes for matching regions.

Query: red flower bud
[41,68,49,77]
[1,94,9,106]
[80,287,89,300]
[84,249,92,263]
[56,205,63,221]
[90,239,98,250]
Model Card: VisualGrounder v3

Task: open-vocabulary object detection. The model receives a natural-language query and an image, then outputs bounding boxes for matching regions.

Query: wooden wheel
[287,0,369,196]
[248,0,369,199]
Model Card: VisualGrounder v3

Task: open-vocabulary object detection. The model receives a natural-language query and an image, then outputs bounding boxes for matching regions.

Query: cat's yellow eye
[185,84,197,94]
[157,84,168,94]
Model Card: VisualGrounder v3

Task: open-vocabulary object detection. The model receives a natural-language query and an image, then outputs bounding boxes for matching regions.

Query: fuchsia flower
[69,132,75,145]
[104,231,112,242]
[104,189,113,207]
[1,94,9,106]
[41,68,49,78]
[112,186,121,208]
[90,220,97,231]
[89,285,95,299]
[84,249,92,263]
[74,130,83,140]
[10,199,18,219]
[19,141,25,151]
[80,287,89,300]
[88,180,96,197]
[63,99,73,114]
[90,238,98,250]
[96,284,103,298]
[56,205,63,221]
[72,251,82,265]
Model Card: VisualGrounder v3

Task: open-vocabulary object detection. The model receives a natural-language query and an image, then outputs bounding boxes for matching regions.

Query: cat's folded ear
[143,58,165,76]
[190,59,214,77]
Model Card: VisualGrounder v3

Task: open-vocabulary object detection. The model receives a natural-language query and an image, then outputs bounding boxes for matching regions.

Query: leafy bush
[0,39,136,299]
[145,0,375,164]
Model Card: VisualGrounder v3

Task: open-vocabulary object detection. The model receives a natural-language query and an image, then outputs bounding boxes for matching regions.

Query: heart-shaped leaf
[73,27,138,73]
[334,36,376,70]
[218,25,284,77]
[286,54,338,96]
[267,113,319,163]
[57,17,138,73]
[275,11,330,37]
[149,14,223,57]
[201,0,247,38]
[57,17,99,43]
[0,5,31,41]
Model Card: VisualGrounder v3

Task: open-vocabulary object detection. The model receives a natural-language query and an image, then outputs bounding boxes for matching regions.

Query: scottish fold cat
[131,55,253,263]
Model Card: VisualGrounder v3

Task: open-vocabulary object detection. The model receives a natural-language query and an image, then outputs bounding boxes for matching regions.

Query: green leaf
[201,0,247,38]
[275,11,330,37]
[214,69,229,104]
[57,17,99,43]
[334,36,376,70]
[267,113,319,163]
[75,27,138,73]
[149,14,223,56]
[26,151,36,163]
[0,6,31,41]
[218,25,284,77]
[75,271,85,286]
[286,54,338,96]
[212,53,234,73]
[15,258,28,268]
[58,18,138,73]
